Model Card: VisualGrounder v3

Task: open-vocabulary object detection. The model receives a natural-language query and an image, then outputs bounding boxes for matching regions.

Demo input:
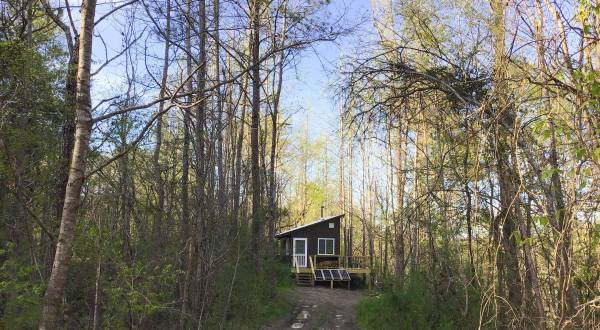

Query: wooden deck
[289,255,372,289]
[290,267,371,275]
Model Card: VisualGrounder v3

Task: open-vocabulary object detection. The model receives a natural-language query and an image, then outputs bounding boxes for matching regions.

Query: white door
[293,238,307,267]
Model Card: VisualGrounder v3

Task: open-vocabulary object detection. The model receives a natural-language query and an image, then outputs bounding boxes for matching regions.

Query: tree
[250,0,263,263]
[39,0,97,327]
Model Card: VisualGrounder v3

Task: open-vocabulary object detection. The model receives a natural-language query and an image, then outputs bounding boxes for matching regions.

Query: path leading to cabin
[262,286,364,330]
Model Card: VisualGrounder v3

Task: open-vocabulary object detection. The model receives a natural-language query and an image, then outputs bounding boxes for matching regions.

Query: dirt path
[261,286,364,330]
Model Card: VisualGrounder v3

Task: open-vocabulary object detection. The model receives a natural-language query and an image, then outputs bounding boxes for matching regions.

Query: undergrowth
[220,255,294,329]
[356,270,482,330]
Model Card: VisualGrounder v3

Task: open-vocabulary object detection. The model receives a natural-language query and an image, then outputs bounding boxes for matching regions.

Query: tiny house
[275,214,370,288]
[276,214,342,267]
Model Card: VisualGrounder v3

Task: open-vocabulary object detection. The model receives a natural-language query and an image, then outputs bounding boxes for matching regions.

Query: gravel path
[261,286,364,330]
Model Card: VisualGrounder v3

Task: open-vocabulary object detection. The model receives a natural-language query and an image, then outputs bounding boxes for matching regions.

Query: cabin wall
[292,218,341,257]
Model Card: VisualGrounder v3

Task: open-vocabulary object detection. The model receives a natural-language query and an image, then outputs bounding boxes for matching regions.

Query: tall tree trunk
[394,120,406,281]
[232,80,248,227]
[39,0,96,328]
[338,108,346,254]
[267,7,287,244]
[348,131,353,257]
[250,0,263,264]
[40,0,79,277]
[490,0,523,319]
[214,0,226,215]
[463,119,475,276]
[179,0,193,325]
[92,253,101,330]
[55,56,76,227]
[152,0,171,245]
[118,134,133,262]
[533,1,578,321]
[194,0,208,325]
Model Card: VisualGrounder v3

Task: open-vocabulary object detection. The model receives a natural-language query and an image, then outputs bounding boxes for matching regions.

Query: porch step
[295,273,314,286]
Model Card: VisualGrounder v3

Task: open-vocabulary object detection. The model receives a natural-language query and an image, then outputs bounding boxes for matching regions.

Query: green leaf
[591,83,600,98]
[576,148,585,160]
[541,168,555,180]
[593,147,600,161]
[542,129,551,140]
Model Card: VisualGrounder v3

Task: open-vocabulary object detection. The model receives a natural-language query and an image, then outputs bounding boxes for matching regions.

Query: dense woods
[0,0,598,329]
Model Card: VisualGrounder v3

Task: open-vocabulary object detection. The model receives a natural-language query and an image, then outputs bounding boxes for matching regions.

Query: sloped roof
[275,214,345,238]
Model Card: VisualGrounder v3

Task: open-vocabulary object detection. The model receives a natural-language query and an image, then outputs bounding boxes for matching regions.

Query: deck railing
[311,255,368,269]
[343,256,367,269]
[309,256,316,279]
[294,258,300,282]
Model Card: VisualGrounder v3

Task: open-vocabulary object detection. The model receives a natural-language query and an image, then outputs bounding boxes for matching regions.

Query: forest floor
[261,285,365,330]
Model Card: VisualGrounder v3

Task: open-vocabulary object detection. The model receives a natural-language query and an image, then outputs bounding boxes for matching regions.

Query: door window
[294,239,306,254]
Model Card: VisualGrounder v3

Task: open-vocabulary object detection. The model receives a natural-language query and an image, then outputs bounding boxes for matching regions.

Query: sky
[56,0,432,219]
[282,0,372,140]
[83,0,375,143]
[67,0,381,199]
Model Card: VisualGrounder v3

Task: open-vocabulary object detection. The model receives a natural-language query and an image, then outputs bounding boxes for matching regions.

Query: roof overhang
[274,214,345,238]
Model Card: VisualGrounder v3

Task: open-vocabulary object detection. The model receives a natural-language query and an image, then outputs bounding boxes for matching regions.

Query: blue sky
[283,0,372,140]
[82,0,376,158]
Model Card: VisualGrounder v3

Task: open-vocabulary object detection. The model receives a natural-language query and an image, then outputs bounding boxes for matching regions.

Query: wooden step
[296,279,313,284]
[296,273,314,286]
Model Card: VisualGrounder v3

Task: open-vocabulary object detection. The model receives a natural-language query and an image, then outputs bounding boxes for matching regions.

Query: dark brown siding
[291,217,341,257]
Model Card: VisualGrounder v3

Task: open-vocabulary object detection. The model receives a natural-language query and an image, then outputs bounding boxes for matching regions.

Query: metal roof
[275,214,345,237]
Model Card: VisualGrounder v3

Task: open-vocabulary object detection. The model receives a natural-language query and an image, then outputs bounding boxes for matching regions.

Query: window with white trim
[318,238,335,255]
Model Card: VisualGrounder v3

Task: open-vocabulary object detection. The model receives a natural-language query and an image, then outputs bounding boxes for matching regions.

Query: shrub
[357,270,482,330]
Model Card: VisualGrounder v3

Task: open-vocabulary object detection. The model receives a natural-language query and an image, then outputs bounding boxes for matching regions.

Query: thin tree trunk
[250,0,263,264]
[152,0,171,244]
[40,0,79,277]
[195,0,208,325]
[490,0,523,319]
[463,119,475,276]
[267,5,287,244]
[220,237,241,329]
[535,2,578,320]
[179,0,193,325]
[232,84,247,226]
[92,254,101,330]
[55,57,76,226]
[394,115,406,281]
[348,132,353,257]
[214,0,227,215]
[338,108,346,255]
[39,0,97,328]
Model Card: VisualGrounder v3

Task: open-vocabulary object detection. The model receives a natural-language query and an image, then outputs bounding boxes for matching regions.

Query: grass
[249,286,294,328]
[223,259,295,329]
[223,285,294,329]
[356,272,481,330]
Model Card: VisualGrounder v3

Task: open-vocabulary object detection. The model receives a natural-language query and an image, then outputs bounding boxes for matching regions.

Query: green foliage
[224,284,292,330]
[214,242,293,329]
[0,39,64,330]
[0,244,45,329]
[0,41,63,170]
[102,262,178,328]
[357,271,482,330]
